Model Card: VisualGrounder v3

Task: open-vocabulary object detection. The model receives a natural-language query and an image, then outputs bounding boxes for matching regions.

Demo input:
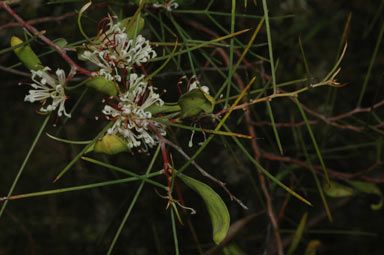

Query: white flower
[24,67,71,118]
[188,76,210,94]
[101,74,166,150]
[153,0,179,11]
[82,17,157,81]
[131,35,158,66]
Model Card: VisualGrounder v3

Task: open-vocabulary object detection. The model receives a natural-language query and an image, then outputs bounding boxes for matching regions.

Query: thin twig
[261,152,384,182]
[0,11,76,30]
[162,137,248,210]
[0,65,30,77]
[0,2,93,76]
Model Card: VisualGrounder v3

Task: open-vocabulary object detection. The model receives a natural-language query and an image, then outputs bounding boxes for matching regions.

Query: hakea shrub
[3,1,348,252]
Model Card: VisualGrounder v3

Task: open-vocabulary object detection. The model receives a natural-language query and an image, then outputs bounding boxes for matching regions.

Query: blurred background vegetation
[0,0,383,254]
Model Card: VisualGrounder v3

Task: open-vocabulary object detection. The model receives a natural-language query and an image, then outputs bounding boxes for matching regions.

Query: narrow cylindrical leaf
[288,212,308,255]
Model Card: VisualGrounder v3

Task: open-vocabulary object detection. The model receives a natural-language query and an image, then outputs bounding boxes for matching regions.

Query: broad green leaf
[323,180,355,197]
[86,76,117,96]
[179,174,230,244]
[178,88,215,119]
[347,180,383,210]
[11,36,43,71]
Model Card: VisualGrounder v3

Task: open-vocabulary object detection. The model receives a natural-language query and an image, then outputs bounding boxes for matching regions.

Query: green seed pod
[86,76,118,96]
[323,180,355,197]
[11,36,43,71]
[178,88,215,119]
[179,174,230,244]
[120,16,145,39]
[52,38,68,48]
[94,134,130,155]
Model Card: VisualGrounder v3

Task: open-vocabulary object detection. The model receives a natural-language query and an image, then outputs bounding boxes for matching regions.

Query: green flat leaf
[179,174,230,244]
[347,180,383,210]
[178,89,215,119]
[323,180,355,197]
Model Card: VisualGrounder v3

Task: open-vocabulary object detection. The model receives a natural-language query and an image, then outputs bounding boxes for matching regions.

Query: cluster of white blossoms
[22,15,164,151]
[101,74,166,150]
[153,0,179,11]
[81,17,157,82]
[24,67,71,118]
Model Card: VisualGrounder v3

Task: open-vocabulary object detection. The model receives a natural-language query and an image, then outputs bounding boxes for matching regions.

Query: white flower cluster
[153,0,179,11]
[102,74,166,150]
[24,67,71,118]
[81,17,157,82]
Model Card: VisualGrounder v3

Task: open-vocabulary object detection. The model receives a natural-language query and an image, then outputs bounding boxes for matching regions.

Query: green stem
[53,122,113,182]
[81,156,166,189]
[2,172,162,201]
[0,114,51,219]
[356,21,384,107]
[171,207,180,255]
[107,145,161,255]
[262,0,277,95]
[224,0,236,107]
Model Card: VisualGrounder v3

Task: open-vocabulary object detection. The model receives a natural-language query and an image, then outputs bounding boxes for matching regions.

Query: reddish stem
[1,2,93,77]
